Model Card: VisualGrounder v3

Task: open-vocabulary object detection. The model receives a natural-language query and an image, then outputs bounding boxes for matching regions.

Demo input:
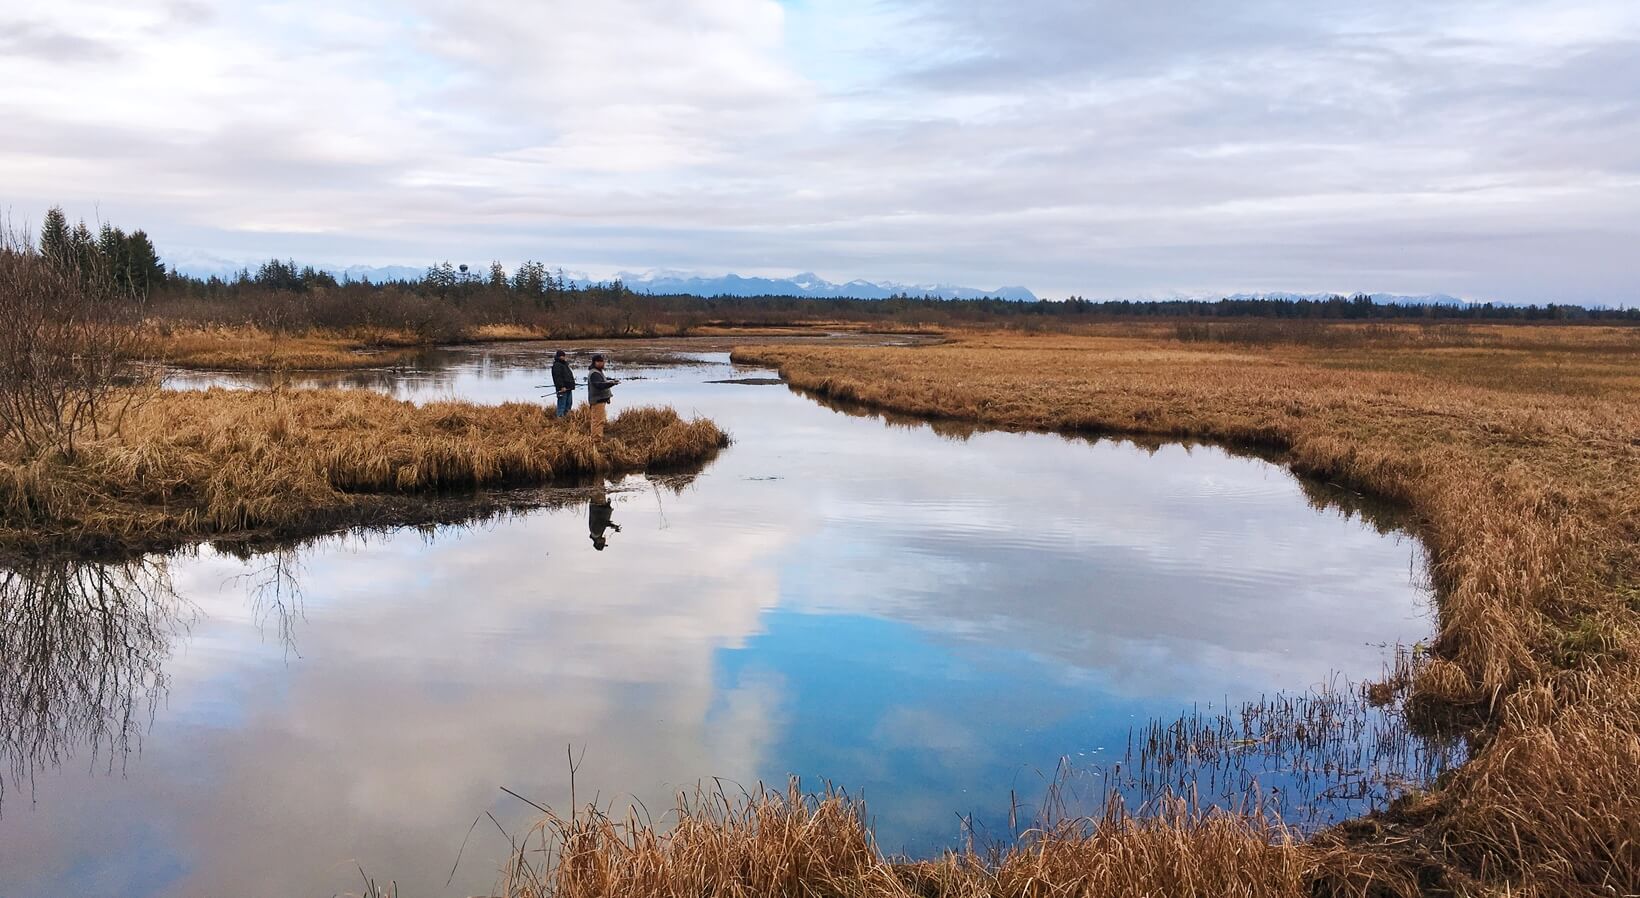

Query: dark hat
[554,349,566,358]
[591,353,605,363]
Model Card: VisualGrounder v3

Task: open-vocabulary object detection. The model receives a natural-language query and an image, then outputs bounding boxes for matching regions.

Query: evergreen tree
[488,261,508,290]
[256,258,304,291]
[423,261,458,297]
[299,265,338,290]
[97,223,124,258]
[39,206,70,266]
[98,224,131,294]
[511,260,548,304]
[126,230,165,299]
[69,220,97,275]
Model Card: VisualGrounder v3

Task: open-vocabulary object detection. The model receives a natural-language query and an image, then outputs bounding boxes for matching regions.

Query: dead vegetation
[0,389,727,555]
[148,324,427,371]
[496,777,1425,898]
[1165,318,1640,352]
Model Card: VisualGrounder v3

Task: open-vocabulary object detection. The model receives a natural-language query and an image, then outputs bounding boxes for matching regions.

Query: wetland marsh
[1,343,1445,896]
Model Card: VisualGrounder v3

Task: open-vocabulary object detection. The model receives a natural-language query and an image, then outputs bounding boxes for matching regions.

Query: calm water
[2,343,1437,897]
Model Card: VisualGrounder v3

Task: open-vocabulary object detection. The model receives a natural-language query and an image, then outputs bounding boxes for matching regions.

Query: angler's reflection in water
[589,486,621,551]
[0,558,190,807]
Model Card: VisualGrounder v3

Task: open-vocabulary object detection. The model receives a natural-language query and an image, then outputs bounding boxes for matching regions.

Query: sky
[2,0,1637,303]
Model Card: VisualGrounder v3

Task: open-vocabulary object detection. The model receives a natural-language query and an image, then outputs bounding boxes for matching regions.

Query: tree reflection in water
[234,548,306,656]
[0,557,191,807]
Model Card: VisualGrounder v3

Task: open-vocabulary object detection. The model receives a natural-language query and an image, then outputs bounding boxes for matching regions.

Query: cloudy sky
[2,0,1637,301]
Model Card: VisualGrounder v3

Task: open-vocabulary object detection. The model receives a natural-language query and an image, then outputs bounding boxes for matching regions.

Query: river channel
[0,340,1447,897]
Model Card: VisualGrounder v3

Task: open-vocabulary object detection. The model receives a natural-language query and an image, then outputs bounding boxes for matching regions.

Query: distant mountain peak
[612,271,1038,301]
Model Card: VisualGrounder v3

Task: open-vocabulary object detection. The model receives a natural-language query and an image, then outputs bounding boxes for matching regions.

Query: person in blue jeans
[550,349,576,417]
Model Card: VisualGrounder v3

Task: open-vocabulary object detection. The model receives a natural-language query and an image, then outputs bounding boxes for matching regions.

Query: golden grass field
[149,325,430,370]
[481,323,1640,898]
[0,388,726,555]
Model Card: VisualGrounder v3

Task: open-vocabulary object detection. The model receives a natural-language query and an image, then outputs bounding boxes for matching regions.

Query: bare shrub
[0,229,150,459]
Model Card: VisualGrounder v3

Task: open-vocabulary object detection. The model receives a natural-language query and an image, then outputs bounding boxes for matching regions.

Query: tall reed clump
[498,779,1437,898]
[505,781,891,898]
[724,327,1640,896]
[0,388,727,553]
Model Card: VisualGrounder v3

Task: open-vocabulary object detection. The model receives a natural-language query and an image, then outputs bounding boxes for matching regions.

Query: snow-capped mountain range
[606,270,1038,301]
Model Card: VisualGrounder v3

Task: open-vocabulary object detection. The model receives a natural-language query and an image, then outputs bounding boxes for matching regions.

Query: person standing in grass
[550,349,576,418]
[585,353,620,440]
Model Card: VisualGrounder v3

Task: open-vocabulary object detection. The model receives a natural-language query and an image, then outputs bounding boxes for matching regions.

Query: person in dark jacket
[588,485,620,551]
[550,350,575,418]
[585,354,619,440]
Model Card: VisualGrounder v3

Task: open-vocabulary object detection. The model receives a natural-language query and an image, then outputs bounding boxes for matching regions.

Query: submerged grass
[530,324,1635,897]
[0,388,726,554]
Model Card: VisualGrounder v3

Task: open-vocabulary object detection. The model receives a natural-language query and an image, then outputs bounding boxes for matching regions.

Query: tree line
[160,267,1640,324]
[38,207,166,302]
[166,256,621,303]
[28,207,1640,325]
[153,256,1640,325]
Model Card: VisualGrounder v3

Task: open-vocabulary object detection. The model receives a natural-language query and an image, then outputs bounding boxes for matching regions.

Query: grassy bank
[0,389,726,555]
[149,325,430,370]
[576,324,1637,896]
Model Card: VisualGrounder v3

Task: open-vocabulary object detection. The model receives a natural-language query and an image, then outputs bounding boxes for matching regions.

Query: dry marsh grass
[498,778,1432,898]
[1164,319,1640,352]
[470,322,553,342]
[0,388,726,554]
[696,325,1639,896]
[150,325,426,370]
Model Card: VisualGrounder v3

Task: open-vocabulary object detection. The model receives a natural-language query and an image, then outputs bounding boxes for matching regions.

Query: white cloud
[1,0,1636,301]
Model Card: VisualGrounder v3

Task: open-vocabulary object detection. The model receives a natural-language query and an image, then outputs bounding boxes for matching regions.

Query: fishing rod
[535,375,585,395]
